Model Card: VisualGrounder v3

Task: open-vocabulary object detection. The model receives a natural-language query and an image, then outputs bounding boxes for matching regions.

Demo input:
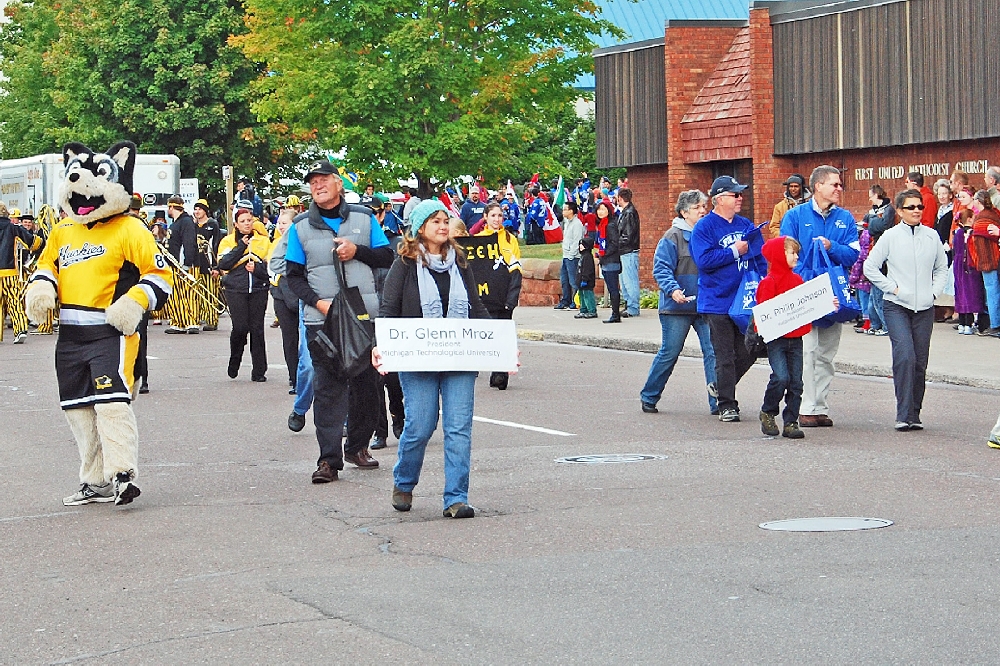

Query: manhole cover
[555,454,667,464]
[759,517,893,532]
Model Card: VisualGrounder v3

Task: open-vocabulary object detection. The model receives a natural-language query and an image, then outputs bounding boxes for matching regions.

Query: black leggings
[273,295,299,385]
[226,289,269,380]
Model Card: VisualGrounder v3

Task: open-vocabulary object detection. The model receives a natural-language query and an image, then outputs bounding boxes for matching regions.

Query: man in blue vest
[780,165,860,428]
[284,160,395,483]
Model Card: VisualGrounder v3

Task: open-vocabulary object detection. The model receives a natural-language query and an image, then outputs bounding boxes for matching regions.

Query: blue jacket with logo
[779,200,860,272]
[690,211,764,314]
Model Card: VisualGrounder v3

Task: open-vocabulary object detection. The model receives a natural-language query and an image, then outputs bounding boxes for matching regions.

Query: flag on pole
[529,173,540,189]
[337,167,357,191]
[439,190,461,218]
[553,175,566,208]
[543,202,563,244]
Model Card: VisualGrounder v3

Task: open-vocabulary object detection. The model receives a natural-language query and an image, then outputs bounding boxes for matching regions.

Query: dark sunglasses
[718,192,744,198]
[900,204,925,211]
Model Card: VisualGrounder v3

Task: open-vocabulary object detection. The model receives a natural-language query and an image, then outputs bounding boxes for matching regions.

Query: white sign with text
[375,318,518,372]
[752,273,836,343]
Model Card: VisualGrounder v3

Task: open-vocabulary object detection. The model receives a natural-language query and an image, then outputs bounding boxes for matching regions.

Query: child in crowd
[574,236,598,319]
[849,222,873,333]
[755,236,811,439]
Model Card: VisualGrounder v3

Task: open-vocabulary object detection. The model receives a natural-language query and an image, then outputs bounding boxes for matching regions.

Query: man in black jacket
[284,160,395,483]
[616,187,641,317]
[164,196,200,334]
[192,199,224,331]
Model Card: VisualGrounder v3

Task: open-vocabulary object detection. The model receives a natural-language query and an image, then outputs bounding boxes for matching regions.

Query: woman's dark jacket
[379,255,492,319]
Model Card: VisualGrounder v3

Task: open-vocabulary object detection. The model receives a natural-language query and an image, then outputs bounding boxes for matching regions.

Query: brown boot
[344,447,379,468]
[311,461,338,483]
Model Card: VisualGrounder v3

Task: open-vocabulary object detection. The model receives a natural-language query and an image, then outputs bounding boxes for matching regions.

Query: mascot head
[60,141,136,224]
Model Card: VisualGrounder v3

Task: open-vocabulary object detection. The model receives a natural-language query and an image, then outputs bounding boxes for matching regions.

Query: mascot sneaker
[113,471,141,506]
[63,483,115,506]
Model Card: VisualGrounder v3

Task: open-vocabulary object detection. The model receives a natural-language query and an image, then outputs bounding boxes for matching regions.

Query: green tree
[235,0,619,197]
[0,0,297,203]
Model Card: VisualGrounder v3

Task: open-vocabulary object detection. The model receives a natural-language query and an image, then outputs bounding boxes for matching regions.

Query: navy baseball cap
[709,176,748,197]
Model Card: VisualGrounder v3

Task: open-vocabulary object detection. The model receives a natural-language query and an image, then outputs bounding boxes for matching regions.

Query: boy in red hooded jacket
[755,236,811,439]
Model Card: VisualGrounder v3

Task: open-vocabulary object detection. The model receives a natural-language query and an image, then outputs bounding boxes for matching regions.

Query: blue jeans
[857,289,871,322]
[762,336,804,425]
[394,371,477,509]
[620,251,640,315]
[983,270,1000,328]
[869,285,885,331]
[292,302,314,416]
[640,314,717,413]
[558,258,580,308]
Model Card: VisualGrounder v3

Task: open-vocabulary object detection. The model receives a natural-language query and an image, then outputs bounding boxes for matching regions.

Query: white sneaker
[63,483,115,506]
[113,471,141,506]
[13,332,27,344]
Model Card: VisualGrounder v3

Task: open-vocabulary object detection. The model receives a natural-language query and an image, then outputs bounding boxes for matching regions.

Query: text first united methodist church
[594,0,999,286]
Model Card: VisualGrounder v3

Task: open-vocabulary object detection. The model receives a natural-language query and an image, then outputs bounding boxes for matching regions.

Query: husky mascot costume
[25,141,173,507]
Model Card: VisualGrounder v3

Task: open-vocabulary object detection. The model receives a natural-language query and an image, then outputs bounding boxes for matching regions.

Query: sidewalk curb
[517,329,1000,391]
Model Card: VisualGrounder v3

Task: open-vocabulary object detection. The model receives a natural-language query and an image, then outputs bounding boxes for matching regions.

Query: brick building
[595,0,1000,287]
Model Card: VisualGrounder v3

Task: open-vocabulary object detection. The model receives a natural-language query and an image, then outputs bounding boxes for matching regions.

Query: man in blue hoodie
[779,165,860,428]
[691,176,765,422]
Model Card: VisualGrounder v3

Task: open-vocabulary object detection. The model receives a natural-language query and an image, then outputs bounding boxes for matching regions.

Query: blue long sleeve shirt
[779,199,861,273]
[690,211,764,314]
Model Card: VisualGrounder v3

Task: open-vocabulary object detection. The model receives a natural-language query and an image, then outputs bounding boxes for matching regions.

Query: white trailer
[0,152,181,216]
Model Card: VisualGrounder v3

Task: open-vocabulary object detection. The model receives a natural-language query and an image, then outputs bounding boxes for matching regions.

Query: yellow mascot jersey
[31,213,173,341]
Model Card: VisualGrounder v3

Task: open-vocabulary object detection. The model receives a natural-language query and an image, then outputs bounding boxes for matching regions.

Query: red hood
[762,236,794,275]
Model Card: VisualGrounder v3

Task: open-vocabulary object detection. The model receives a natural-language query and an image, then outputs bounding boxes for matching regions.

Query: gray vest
[294,204,379,325]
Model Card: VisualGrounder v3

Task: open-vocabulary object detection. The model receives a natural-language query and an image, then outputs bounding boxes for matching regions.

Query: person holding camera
[217,206,271,382]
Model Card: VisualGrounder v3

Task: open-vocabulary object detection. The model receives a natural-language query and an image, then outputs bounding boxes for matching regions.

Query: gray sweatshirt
[863,221,948,312]
[561,216,585,260]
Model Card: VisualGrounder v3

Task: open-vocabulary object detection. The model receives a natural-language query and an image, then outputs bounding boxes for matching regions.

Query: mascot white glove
[104,296,145,336]
[24,281,57,324]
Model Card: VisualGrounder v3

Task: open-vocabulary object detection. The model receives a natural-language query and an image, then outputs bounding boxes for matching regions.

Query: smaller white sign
[752,273,836,343]
[375,318,518,372]
[179,178,199,208]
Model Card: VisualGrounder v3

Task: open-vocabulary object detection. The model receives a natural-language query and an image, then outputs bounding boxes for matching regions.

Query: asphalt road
[2,323,1000,664]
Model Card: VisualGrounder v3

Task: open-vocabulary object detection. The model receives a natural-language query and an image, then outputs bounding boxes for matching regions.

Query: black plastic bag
[309,253,375,379]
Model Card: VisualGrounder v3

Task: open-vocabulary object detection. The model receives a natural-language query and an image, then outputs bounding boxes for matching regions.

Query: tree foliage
[0,0,295,200]
[235,0,619,196]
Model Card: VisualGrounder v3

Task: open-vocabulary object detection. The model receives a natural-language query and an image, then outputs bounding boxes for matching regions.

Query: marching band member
[164,195,201,334]
[192,199,224,331]
[218,206,271,382]
[1,202,42,343]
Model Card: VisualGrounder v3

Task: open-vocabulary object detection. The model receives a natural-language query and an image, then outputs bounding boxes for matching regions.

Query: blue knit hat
[407,199,448,237]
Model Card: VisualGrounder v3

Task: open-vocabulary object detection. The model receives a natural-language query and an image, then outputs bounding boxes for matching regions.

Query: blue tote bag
[728,255,764,334]
[801,238,861,326]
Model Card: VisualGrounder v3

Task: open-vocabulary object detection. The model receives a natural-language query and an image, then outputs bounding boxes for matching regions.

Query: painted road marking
[473,416,575,437]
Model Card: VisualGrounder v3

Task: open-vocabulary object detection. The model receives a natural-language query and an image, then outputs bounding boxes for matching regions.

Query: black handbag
[744,317,768,359]
[307,251,375,379]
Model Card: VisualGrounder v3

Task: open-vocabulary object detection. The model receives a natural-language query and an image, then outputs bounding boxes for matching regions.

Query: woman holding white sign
[864,189,948,432]
[374,199,491,519]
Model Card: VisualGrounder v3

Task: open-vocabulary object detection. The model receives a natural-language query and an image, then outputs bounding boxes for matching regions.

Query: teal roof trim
[576,0,750,89]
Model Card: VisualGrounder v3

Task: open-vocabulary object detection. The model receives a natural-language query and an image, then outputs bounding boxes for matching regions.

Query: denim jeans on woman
[394,371,477,509]
[640,314,717,413]
[292,302,314,417]
[982,269,1000,328]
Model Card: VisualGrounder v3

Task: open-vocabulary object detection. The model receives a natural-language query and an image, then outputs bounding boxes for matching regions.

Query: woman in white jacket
[863,189,949,431]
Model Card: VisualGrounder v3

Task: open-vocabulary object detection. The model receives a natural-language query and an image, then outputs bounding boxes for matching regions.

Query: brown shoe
[799,415,820,427]
[815,414,834,427]
[344,447,379,468]
[392,485,412,512]
[311,461,337,483]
